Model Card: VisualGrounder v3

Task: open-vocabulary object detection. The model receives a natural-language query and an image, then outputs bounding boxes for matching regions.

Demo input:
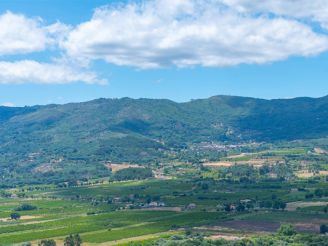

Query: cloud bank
[0,102,15,107]
[1,0,328,83]
[63,0,328,68]
[0,11,69,56]
[0,60,105,85]
[221,0,328,30]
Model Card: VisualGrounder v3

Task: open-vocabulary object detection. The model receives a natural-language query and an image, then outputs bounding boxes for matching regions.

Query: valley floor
[0,143,327,245]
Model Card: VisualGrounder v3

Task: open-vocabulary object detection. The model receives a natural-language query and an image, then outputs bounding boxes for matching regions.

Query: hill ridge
[0,94,327,184]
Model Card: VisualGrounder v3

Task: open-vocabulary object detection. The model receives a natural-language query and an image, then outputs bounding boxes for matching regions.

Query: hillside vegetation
[0,95,327,184]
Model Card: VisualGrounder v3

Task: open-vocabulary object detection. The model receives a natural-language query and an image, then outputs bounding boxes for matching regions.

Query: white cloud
[1,102,15,107]
[1,1,328,85]
[221,0,328,30]
[0,12,102,85]
[0,11,69,56]
[0,60,106,84]
[62,0,328,69]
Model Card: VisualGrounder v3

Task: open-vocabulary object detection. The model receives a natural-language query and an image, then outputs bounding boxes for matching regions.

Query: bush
[64,234,82,246]
[277,224,297,236]
[21,243,32,246]
[320,224,328,234]
[10,212,21,220]
[38,239,56,246]
[15,204,37,211]
[314,189,324,197]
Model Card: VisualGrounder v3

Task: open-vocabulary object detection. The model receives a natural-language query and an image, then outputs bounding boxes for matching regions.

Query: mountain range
[0,95,327,185]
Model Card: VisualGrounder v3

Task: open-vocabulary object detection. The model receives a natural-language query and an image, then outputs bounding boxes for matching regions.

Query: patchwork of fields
[0,144,327,245]
[0,177,327,245]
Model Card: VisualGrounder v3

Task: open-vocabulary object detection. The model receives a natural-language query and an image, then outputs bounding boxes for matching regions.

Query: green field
[0,144,327,245]
[0,177,327,245]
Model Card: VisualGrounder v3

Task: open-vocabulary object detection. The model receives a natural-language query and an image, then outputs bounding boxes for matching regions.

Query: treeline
[112,167,153,181]
[146,224,328,246]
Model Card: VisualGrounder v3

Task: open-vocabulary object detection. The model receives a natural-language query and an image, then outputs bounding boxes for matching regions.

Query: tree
[74,234,82,246]
[262,200,272,209]
[113,167,153,181]
[224,204,231,212]
[236,203,245,212]
[273,200,286,210]
[314,189,324,198]
[277,224,297,236]
[64,235,74,246]
[15,203,37,211]
[279,201,287,210]
[38,239,56,246]
[305,193,314,199]
[64,234,82,246]
[320,224,328,234]
[10,212,21,220]
[272,201,281,210]
[201,183,209,190]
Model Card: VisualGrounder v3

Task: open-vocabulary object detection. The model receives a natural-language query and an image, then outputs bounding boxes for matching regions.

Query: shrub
[21,243,32,246]
[15,204,37,211]
[320,224,328,234]
[64,234,82,246]
[277,224,297,236]
[10,212,21,220]
[314,189,324,197]
[38,239,56,246]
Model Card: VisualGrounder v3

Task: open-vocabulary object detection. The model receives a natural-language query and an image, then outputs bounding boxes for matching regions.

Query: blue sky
[0,0,328,106]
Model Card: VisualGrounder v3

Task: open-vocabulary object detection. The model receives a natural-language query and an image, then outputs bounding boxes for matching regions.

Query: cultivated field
[0,144,327,245]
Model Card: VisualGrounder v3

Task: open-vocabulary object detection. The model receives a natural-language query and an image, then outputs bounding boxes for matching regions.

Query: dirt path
[83,231,176,246]
[287,201,328,211]
[208,234,243,241]
[138,207,182,212]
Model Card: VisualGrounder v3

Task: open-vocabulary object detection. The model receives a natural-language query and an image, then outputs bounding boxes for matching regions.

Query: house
[158,202,166,207]
[113,197,121,203]
[149,201,158,207]
[186,203,197,210]
[10,194,18,199]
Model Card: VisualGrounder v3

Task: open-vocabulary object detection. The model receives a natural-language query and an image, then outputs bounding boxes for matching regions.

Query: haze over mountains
[0,95,327,184]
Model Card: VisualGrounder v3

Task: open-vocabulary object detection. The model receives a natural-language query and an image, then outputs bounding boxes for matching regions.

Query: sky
[0,0,328,106]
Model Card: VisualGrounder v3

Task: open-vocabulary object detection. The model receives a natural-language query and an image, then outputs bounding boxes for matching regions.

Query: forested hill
[0,95,327,184]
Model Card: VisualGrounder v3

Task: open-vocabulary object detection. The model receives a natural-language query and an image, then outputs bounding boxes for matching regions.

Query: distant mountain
[0,106,38,123]
[0,95,327,185]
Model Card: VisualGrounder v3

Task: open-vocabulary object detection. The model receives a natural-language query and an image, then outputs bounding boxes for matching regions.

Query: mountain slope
[0,95,327,184]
